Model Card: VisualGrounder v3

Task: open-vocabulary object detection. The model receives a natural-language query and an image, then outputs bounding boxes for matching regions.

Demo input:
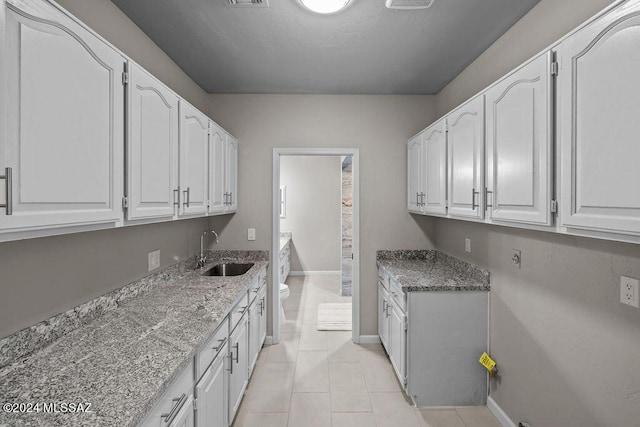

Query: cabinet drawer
[248,275,261,304]
[196,317,228,381]
[139,360,194,426]
[230,293,249,334]
[389,277,406,313]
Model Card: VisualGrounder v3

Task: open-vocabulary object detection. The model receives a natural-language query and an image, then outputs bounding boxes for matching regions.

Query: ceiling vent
[227,0,269,7]
[385,0,434,9]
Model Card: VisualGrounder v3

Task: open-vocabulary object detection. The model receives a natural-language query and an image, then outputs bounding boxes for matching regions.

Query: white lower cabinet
[378,280,390,352]
[248,274,267,377]
[139,360,194,427]
[195,343,227,427]
[228,312,249,424]
[388,297,406,387]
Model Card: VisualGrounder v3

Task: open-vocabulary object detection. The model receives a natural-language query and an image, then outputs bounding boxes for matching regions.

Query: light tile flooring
[233,275,502,427]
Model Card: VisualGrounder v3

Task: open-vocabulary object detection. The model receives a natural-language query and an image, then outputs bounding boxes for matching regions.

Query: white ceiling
[111,0,540,94]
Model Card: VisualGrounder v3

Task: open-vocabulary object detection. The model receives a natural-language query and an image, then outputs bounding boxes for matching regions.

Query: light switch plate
[248,228,256,241]
[465,238,471,253]
[148,250,160,271]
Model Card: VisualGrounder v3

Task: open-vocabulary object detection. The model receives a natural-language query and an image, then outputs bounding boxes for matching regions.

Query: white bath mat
[317,303,352,331]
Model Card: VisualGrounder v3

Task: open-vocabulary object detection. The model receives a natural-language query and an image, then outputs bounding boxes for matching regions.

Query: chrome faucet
[196,230,219,269]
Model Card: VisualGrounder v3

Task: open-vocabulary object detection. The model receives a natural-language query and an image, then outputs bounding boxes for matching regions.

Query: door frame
[272,148,360,345]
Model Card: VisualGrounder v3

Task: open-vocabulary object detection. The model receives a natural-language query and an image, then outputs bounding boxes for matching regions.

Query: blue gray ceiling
[111,0,540,94]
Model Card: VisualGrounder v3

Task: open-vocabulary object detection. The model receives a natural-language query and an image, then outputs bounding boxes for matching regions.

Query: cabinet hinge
[403,376,407,387]
[550,199,558,214]
[404,319,408,331]
[122,196,129,209]
[122,71,129,85]
[551,61,559,76]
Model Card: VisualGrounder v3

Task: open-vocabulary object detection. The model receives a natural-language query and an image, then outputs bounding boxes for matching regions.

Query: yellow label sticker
[479,352,496,373]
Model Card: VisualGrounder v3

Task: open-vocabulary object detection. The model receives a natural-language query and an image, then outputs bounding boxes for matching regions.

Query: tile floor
[232,275,502,427]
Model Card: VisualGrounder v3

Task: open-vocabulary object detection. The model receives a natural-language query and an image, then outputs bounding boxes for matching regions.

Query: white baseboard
[264,336,273,345]
[488,396,516,427]
[289,270,342,276]
[358,335,381,344]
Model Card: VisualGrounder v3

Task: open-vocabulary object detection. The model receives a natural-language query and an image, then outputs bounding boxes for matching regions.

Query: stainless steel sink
[201,263,254,277]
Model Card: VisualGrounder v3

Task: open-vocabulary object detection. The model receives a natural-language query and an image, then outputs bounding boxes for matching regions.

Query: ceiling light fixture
[298,0,351,14]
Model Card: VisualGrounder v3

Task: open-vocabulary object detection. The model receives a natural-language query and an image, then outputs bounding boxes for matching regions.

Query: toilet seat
[279,284,290,323]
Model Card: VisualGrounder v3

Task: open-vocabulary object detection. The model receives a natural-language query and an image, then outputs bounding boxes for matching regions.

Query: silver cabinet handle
[223,192,227,205]
[260,297,265,316]
[212,338,227,352]
[227,352,234,374]
[232,342,239,364]
[382,300,387,316]
[183,187,190,208]
[416,192,420,207]
[173,188,180,207]
[471,188,480,210]
[229,192,233,206]
[485,187,493,211]
[161,393,187,425]
[238,305,248,315]
[0,167,12,215]
[420,192,426,207]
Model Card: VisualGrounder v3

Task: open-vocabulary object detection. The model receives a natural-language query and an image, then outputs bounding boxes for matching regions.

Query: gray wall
[435,0,640,425]
[0,0,211,338]
[207,94,438,336]
[280,156,342,273]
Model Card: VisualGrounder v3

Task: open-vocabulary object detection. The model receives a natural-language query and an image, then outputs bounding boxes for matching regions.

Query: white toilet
[279,283,290,323]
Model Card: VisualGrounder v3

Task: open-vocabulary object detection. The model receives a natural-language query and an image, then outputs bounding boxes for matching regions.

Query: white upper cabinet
[179,101,209,217]
[558,2,640,237]
[423,119,448,216]
[485,51,554,226]
[127,63,179,221]
[1,0,124,234]
[407,134,424,213]
[208,122,226,215]
[447,96,485,220]
[225,134,238,213]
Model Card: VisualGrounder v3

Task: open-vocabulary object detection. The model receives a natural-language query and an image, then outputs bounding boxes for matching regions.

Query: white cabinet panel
[195,346,227,427]
[1,0,124,232]
[248,293,261,376]
[228,314,248,424]
[423,119,447,216]
[208,122,226,215]
[558,3,640,236]
[407,134,423,213]
[225,135,238,213]
[447,96,485,219]
[127,63,179,221]
[388,300,406,388]
[258,283,267,352]
[378,283,389,352]
[179,102,209,217]
[485,51,553,226]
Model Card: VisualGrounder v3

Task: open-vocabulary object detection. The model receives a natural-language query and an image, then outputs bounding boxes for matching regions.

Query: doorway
[272,148,360,345]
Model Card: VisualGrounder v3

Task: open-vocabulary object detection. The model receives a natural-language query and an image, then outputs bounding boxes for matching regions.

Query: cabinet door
[248,297,261,376]
[2,0,124,232]
[228,315,248,424]
[378,285,390,352]
[168,395,194,427]
[195,345,227,427]
[558,3,640,236]
[447,96,485,219]
[127,63,179,221]
[407,134,424,213]
[225,135,238,213]
[388,302,406,388]
[486,52,553,226]
[208,122,226,215]
[259,285,267,349]
[423,119,448,216]
[179,102,209,216]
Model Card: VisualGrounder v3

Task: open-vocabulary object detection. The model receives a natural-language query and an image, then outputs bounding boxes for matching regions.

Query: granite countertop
[279,232,292,252]
[0,251,268,427]
[377,250,490,292]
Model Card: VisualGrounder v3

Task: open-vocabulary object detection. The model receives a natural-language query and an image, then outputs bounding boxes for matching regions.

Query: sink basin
[201,263,254,277]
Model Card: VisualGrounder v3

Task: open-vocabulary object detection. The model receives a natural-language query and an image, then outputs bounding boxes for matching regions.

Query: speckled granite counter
[377,250,490,292]
[0,251,268,427]
[279,232,291,252]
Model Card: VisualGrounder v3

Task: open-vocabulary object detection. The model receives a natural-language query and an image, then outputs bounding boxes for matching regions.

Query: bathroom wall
[280,156,342,273]
[208,94,438,337]
[0,0,211,338]
[435,0,639,425]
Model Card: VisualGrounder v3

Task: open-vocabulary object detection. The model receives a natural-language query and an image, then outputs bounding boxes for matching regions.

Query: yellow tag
[479,352,496,373]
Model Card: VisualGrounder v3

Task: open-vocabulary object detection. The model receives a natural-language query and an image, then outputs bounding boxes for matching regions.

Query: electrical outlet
[248,228,256,241]
[620,276,639,308]
[148,249,160,272]
[512,249,521,268]
[465,238,471,253]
